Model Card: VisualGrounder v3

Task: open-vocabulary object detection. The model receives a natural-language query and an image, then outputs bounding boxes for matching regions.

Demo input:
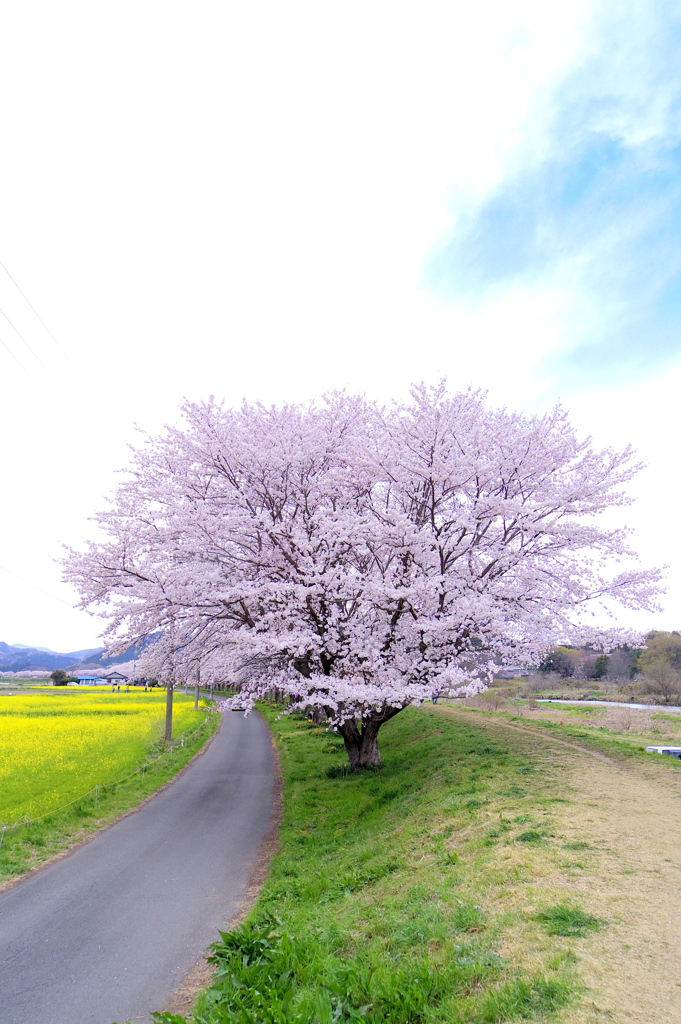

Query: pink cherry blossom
[63,383,662,766]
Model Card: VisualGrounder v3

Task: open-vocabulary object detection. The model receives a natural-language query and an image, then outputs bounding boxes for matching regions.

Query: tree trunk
[309,705,327,725]
[337,707,404,768]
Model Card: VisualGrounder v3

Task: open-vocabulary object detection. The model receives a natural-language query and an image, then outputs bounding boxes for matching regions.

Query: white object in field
[646,745,681,759]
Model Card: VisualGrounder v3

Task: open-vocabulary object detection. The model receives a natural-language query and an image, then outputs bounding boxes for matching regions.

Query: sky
[2,0,681,651]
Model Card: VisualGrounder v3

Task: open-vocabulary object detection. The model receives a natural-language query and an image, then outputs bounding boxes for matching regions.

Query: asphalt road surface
[0,710,275,1024]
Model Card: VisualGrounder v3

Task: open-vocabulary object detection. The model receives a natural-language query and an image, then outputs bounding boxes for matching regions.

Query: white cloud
[1,0,679,647]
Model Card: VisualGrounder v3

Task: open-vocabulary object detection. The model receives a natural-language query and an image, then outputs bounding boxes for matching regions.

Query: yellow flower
[0,688,204,823]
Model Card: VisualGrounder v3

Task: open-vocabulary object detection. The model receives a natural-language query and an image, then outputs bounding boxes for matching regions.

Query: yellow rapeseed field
[0,687,207,825]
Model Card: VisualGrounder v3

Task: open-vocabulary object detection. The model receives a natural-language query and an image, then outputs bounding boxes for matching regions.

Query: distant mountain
[79,638,157,668]
[0,642,77,672]
[66,647,103,661]
[0,639,156,673]
[11,644,56,653]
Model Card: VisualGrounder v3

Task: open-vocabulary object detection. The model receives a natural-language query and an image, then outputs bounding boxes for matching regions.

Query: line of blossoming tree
[63,383,662,767]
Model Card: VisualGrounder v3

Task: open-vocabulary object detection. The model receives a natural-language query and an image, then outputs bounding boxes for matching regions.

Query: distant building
[104,671,128,684]
[72,673,106,685]
[495,666,531,679]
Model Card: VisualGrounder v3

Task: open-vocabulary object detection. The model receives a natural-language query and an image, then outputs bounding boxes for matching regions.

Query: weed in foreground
[153,918,504,1024]
[326,763,383,779]
[473,977,573,1022]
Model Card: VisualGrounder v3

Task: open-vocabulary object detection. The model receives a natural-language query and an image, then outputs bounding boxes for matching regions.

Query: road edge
[160,713,284,1018]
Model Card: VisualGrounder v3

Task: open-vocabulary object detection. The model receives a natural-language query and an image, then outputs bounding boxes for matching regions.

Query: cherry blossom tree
[64,384,661,767]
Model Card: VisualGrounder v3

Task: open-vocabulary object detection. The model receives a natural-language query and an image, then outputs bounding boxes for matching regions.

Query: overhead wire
[0,564,74,607]
[0,264,84,617]
[0,258,74,368]
[0,304,47,370]
[0,332,37,383]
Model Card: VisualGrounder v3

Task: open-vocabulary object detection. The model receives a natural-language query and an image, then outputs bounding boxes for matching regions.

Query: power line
[0,304,46,370]
[0,564,74,607]
[0,258,74,368]
[0,332,36,383]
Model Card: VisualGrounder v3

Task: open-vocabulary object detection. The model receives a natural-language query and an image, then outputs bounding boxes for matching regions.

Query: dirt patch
[437,704,681,1023]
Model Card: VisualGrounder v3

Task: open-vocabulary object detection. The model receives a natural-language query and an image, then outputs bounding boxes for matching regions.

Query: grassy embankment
[0,687,218,885]
[152,704,618,1024]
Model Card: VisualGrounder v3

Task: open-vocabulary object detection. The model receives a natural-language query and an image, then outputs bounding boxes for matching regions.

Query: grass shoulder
[154,704,612,1024]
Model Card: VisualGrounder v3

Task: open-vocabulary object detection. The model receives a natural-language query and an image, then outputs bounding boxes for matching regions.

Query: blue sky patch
[425,41,681,392]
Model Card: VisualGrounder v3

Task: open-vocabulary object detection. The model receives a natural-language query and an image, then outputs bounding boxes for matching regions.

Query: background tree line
[539,631,681,702]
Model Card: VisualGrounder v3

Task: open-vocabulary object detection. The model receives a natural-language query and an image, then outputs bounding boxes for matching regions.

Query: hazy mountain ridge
[11,644,56,653]
[0,642,141,672]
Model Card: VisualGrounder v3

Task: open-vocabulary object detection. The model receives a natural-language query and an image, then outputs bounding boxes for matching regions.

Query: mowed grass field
[0,686,218,884]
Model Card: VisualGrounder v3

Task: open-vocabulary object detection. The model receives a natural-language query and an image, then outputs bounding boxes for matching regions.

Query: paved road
[0,710,275,1024]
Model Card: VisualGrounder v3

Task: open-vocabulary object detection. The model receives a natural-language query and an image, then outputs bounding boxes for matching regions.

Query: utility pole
[164,618,177,742]
[164,674,174,741]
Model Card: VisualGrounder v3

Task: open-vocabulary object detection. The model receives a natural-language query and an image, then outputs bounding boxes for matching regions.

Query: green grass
[149,706,603,1024]
[0,691,219,885]
[516,830,545,844]
[535,905,602,937]
[478,704,681,764]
